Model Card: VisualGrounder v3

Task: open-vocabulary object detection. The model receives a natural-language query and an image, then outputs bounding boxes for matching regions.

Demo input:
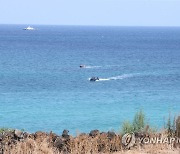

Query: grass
[165,114,175,137]
[164,114,180,138]
[176,116,180,137]
[121,110,147,135]
[121,110,180,138]
[133,110,145,133]
[0,128,14,133]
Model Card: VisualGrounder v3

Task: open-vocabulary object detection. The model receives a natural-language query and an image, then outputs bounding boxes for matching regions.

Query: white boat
[23,26,35,30]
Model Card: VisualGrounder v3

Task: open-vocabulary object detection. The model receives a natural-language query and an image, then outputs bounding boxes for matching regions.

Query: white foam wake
[84,65,102,69]
[82,65,122,69]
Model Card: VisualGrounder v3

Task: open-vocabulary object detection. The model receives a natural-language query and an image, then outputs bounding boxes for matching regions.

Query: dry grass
[1,130,180,154]
[69,133,122,153]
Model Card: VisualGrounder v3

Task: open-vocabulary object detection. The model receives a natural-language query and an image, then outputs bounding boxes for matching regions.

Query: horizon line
[0,23,180,28]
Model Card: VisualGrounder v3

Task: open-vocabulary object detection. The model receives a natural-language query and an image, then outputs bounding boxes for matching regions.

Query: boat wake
[88,74,134,82]
[81,65,122,69]
[84,65,102,69]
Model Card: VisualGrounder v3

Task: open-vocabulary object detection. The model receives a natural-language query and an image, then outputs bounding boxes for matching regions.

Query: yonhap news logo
[122,133,136,148]
[122,133,180,148]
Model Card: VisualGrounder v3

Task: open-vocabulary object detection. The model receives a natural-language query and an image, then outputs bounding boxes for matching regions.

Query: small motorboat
[90,77,99,82]
[80,65,86,68]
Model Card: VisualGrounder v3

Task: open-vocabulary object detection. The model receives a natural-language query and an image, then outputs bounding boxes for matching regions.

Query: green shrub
[121,121,134,134]
[176,116,180,137]
[121,110,149,134]
[165,114,176,137]
[133,110,145,133]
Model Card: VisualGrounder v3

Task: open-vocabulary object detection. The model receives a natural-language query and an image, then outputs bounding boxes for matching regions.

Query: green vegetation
[121,121,134,134]
[165,114,175,137]
[176,116,180,137]
[121,110,180,137]
[0,128,25,133]
[133,110,145,133]
[121,110,147,134]
[0,128,13,133]
[164,114,180,138]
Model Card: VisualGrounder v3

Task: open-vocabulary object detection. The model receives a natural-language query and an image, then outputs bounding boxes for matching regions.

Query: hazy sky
[0,0,180,26]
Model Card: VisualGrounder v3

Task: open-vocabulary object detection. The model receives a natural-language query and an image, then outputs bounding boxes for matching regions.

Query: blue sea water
[0,25,180,135]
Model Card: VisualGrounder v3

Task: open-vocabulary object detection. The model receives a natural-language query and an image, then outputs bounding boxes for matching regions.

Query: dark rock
[100,132,107,136]
[3,130,14,138]
[54,137,64,149]
[0,133,3,138]
[22,132,29,139]
[107,131,116,140]
[34,131,47,139]
[134,132,146,138]
[49,132,58,142]
[62,130,69,139]
[79,133,86,136]
[62,130,69,136]
[14,129,23,139]
[0,133,3,142]
[29,133,35,139]
[32,131,48,142]
[89,130,100,137]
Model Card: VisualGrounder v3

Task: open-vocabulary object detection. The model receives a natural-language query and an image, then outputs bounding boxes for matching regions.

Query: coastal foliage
[0,128,13,133]
[165,114,175,137]
[164,114,180,138]
[133,110,145,133]
[121,110,146,134]
[176,116,180,137]
[121,121,134,134]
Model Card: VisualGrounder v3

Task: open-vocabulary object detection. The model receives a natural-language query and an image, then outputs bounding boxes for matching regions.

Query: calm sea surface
[0,25,180,134]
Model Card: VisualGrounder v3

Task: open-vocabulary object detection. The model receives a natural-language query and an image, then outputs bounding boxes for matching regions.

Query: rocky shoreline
[0,129,180,154]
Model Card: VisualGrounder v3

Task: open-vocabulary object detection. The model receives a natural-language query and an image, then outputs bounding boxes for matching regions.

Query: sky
[0,0,180,26]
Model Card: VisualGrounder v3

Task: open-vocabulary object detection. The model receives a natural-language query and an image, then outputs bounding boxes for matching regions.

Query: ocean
[0,25,180,135]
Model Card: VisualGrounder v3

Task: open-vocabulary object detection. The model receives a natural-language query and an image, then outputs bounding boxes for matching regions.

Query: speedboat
[23,26,35,30]
[90,77,99,82]
[80,65,86,68]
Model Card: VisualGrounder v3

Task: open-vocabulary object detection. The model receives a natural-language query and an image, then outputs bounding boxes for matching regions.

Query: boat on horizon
[23,26,35,30]
[80,65,86,68]
[90,77,99,82]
